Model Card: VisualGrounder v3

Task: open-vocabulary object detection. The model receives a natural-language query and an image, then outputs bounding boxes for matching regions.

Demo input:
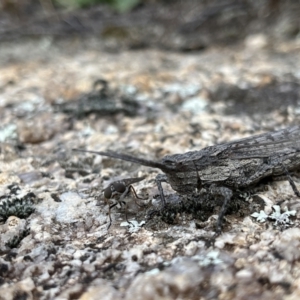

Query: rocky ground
[1,1,300,299]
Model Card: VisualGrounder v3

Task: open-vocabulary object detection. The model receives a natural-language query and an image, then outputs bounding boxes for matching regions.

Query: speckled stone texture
[1,1,300,299]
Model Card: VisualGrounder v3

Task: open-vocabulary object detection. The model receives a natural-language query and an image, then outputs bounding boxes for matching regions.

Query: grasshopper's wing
[218,126,300,159]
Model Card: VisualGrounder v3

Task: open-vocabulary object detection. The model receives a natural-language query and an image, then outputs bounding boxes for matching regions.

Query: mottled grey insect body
[73,125,300,232]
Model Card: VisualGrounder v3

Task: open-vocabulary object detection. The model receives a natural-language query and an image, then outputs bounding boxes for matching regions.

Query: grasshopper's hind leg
[279,163,300,197]
[209,184,233,234]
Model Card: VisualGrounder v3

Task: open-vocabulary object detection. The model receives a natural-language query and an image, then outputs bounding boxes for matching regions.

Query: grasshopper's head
[161,155,201,195]
[161,153,198,172]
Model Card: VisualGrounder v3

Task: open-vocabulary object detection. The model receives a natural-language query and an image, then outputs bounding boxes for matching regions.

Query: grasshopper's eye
[113,182,126,193]
[104,187,112,199]
[163,159,176,167]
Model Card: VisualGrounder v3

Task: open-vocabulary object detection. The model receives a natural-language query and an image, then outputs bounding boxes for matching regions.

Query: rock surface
[1,1,300,299]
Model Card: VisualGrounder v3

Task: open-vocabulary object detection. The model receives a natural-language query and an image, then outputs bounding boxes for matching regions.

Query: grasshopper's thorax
[166,171,199,195]
[162,155,202,195]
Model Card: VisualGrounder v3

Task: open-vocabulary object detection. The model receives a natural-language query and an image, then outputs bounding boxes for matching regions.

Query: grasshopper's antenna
[72,149,170,171]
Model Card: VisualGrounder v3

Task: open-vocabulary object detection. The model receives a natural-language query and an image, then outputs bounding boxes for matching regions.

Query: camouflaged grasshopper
[74,125,300,232]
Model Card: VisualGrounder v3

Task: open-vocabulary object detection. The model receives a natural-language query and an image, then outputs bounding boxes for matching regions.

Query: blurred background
[0,0,299,49]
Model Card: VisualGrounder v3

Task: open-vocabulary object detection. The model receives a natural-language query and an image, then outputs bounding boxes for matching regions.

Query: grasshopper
[74,125,300,232]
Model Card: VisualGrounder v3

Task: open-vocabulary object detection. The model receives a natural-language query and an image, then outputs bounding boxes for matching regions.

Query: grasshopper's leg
[155,174,168,206]
[238,163,273,187]
[209,184,233,234]
[279,163,300,197]
[285,176,300,197]
[145,174,168,220]
[239,158,300,197]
